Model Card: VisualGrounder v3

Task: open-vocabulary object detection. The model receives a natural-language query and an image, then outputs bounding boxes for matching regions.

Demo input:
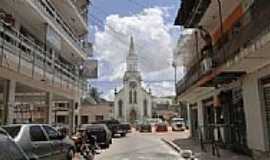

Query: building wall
[80,104,113,123]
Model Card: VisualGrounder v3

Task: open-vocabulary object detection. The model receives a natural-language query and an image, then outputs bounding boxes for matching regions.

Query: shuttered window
[262,81,270,148]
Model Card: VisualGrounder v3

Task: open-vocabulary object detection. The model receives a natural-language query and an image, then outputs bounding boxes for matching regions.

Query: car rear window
[2,126,21,138]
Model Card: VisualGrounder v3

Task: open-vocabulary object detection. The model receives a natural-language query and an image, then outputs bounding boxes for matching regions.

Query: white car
[171,118,186,131]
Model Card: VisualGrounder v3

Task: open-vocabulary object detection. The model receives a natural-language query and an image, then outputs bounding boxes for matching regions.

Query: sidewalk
[164,131,252,160]
[173,138,251,160]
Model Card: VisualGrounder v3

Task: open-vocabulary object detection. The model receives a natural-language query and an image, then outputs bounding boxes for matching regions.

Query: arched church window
[143,99,148,117]
[118,100,123,117]
[129,90,132,104]
[134,90,137,104]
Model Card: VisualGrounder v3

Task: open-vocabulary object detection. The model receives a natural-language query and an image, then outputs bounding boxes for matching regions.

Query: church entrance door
[129,109,137,124]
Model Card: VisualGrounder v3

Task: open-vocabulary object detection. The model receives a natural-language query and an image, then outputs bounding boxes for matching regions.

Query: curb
[161,138,181,153]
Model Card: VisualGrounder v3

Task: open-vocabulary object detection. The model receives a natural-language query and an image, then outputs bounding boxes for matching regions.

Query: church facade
[114,37,152,123]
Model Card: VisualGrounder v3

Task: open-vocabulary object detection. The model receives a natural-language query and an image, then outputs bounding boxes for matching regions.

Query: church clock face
[129,81,137,88]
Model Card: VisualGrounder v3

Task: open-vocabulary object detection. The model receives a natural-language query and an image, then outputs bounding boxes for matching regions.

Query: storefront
[220,88,249,154]
[261,78,270,150]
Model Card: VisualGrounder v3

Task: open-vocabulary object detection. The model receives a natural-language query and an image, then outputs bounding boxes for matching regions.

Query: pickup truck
[93,120,128,137]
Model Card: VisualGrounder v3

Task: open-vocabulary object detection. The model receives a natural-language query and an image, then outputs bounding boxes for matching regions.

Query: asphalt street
[95,130,186,160]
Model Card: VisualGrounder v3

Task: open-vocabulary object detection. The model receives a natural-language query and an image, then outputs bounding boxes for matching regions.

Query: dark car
[0,128,29,160]
[121,122,132,133]
[93,120,127,137]
[84,124,112,149]
[155,122,168,132]
[139,123,152,133]
[3,124,75,160]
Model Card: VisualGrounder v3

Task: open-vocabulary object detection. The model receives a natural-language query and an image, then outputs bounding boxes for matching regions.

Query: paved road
[95,131,185,160]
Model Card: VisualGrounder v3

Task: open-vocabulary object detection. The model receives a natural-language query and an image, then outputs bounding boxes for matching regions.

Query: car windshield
[2,126,21,138]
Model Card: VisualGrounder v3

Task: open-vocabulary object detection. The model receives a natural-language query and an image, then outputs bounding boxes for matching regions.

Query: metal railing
[0,22,87,93]
[177,1,270,95]
[70,0,89,25]
[33,0,88,57]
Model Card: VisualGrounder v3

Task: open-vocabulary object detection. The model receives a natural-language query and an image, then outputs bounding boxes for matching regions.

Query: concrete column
[187,103,191,130]
[45,92,53,124]
[3,80,16,124]
[69,100,75,134]
[242,73,267,152]
[197,101,204,139]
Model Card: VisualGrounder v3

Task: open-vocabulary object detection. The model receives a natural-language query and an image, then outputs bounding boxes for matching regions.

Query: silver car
[3,124,75,160]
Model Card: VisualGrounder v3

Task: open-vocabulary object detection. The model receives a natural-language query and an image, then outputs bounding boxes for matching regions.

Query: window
[143,99,148,117]
[95,115,104,121]
[129,90,132,104]
[30,126,47,141]
[57,115,67,124]
[2,126,21,138]
[134,90,137,104]
[43,126,59,140]
[81,116,88,124]
[118,100,123,117]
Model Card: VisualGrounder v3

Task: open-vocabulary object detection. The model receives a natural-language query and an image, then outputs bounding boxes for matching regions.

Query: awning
[174,0,211,28]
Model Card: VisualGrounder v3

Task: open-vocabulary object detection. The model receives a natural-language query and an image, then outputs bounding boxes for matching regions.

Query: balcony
[32,0,89,59]
[0,21,88,96]
[177,0,270,95]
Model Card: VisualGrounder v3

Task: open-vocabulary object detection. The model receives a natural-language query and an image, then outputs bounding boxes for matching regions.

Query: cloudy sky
[89,0,183,100]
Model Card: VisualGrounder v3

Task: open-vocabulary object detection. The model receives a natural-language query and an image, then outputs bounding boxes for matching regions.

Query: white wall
[242,65,270,152]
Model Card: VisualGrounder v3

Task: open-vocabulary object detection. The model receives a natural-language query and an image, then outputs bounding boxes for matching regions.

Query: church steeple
[129,36,135,56]
[126,36,138,72]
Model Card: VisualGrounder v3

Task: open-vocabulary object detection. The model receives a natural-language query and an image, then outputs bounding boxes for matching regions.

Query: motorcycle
[80,135,100,160]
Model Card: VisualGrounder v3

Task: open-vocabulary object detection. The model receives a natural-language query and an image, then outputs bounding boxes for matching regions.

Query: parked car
[93,120,128,137]
[2,124,75,160]
[171,118,185,131]
[121,122,132,133]
[0,127,29,160]
[155,122,168,132]
[139,123,152,133]
[146,118,163,127]
[84,124,112,149]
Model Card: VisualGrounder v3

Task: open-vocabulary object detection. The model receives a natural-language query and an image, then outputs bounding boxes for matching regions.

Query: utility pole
[172,62,177,103]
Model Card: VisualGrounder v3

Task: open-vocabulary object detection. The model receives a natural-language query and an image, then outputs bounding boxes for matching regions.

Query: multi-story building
[0,0,94,133]
[174,0,270,159]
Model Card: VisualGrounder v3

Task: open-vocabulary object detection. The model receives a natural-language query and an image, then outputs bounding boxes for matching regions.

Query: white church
[114,37,152,123]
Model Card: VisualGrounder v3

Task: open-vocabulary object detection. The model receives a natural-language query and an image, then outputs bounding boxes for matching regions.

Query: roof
[174,0,211,28]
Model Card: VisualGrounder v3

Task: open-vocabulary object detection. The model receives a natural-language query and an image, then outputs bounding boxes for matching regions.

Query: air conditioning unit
[201,57,213,73]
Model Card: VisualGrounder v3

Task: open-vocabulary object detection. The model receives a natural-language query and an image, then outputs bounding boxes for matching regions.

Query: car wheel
[104,142,110,148]
[67,148,75,160]
[110,139,112,144]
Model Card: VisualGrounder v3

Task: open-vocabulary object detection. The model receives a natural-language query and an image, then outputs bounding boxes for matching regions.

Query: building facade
[114,37,152,123]
[0,0,95,133]
[79,101,113,124]
[174,0,270,159]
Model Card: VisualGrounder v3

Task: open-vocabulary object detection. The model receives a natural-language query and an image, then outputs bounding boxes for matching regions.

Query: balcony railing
[0,21,88,94]
[70,0,89,25]
[177,0,270,95]
[33,0,88,57]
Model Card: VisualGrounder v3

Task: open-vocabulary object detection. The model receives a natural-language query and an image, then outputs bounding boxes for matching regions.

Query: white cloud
[93,7,181,100]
